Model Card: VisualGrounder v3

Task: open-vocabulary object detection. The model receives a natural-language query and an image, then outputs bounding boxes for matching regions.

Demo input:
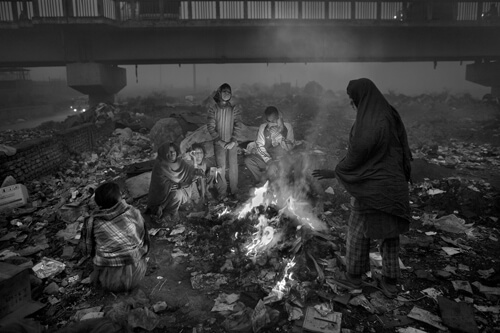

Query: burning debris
[0,91,499,332]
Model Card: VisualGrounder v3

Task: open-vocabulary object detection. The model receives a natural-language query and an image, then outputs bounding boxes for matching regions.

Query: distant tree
[303,81,324,96]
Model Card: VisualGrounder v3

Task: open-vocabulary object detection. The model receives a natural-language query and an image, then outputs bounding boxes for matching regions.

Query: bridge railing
[0,0,499,22]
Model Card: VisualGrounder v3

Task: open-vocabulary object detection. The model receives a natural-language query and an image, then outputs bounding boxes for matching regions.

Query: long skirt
[91,257,147,292]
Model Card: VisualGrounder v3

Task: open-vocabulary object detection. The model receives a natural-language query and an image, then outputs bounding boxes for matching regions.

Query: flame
[266,257,296,302]
[218,207,230,218]
[245,215,270,256]
[238,181,269,218]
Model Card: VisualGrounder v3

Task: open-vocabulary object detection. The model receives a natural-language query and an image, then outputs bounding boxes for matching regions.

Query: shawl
[335,78,412,221]
[147,143,196,214]
[85,199,148,267]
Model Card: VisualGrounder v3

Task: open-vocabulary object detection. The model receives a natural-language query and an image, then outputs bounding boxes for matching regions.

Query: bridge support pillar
[66,63,126,107]
[466,61,500,99]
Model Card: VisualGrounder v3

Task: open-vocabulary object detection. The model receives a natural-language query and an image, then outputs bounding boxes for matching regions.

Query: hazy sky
[30,61,489,98]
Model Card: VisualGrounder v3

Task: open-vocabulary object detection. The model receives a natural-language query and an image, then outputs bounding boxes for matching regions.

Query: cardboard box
[0,262,32,319]
[0,184,29,212]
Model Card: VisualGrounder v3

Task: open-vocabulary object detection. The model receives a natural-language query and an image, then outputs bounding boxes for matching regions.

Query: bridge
[1,0,500,104]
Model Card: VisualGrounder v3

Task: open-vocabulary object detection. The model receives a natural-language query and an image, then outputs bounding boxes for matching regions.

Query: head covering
[335,78,412,220]
[157,142,180,162]
[213,83,232,104]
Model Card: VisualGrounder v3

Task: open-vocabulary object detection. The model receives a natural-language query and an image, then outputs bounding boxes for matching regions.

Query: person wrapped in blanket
[244,106,295,186]
[312,78,412,298]
[146,142,204,225]
[82,182,149,292]
[187,143,227,204]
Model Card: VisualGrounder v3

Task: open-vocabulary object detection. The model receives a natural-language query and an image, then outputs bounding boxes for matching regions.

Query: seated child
[188,143,226,203]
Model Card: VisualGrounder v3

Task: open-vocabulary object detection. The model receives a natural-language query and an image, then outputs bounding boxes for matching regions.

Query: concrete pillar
[466,61,500,98]
[66,63,126,107]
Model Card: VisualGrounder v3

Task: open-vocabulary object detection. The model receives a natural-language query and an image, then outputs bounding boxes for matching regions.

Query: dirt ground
[1,92,499,333]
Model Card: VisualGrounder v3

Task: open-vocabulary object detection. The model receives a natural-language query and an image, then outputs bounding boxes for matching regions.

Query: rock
[125,172,152,199]
[44,282,59,295]
[149,118,184,152]
[152,301,168,313]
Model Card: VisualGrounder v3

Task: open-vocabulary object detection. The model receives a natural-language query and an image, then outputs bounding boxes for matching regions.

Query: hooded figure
[336,78,412,220]
[206,83,243,198]
[313,78,412,298]
[146,142,199,224]
[83,182,149,292]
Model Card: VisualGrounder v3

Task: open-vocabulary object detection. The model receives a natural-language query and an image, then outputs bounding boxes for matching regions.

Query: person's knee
[244,155,253,167]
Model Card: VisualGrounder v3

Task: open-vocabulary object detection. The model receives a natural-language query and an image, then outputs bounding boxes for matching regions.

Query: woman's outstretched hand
[312,169,336,180]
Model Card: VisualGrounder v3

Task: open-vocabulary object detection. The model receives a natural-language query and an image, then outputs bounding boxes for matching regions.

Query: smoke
[267,152,329,232]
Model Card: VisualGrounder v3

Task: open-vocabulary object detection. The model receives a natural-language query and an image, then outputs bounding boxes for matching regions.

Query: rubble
[0,91,499,332]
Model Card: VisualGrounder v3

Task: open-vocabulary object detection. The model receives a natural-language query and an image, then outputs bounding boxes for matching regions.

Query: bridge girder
[0,23,499,67]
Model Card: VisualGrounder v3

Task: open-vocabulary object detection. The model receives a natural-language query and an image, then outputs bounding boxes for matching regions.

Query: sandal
[379,277,399,298]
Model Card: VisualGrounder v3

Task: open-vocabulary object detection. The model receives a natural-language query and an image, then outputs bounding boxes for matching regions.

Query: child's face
[221,88,231,102]
[192,148,204,165]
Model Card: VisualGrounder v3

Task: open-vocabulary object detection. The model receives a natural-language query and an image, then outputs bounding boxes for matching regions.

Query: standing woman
[313,78,412,298]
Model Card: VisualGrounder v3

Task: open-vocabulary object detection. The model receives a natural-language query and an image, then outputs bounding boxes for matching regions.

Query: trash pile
[0,92,499,332]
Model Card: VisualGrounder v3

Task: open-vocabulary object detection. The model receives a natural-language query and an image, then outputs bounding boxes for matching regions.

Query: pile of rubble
[0,92,499,332]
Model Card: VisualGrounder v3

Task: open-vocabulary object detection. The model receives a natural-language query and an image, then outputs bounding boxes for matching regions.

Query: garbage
[0,184,29,211]
[471,281,500,296]
[32,257,66,279]
[421,287,443,301]
[438,296,478,333]
[452,280,473,294]
[128,307,159,331]
[222,307,253,333]
[397,328,428,333]
[441,247,462,256]
[190,273,228,290]
[477,268,495,279]
[211,293,240,312]
[425,214,475,236]
[302,306,342,333]
[407,306,447,331]
[72,306,103,321]
[349,295,378,314]
[152,301,168,313]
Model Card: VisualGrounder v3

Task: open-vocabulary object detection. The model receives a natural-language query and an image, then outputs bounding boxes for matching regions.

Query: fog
[30,61,489,98]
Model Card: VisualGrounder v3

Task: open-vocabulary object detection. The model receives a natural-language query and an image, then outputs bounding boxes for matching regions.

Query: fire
[245,215,277,257]
[264,257,296,303]
[218,207,230,218]
[238,181,270,218]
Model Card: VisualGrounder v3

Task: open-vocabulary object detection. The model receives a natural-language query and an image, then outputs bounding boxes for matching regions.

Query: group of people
[82,78,413,299]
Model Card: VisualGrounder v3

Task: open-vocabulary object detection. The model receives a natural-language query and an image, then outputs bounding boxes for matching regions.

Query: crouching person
[189,143,226,204]
[84,182,149,293]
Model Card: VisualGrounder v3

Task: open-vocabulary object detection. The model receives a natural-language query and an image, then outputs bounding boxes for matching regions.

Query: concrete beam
[66,63,126,105]
[0,24,499,66]
[466,61,500,87]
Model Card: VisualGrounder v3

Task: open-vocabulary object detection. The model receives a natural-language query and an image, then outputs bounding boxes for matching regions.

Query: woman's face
[167,146,177,162]
[349,98,357,112]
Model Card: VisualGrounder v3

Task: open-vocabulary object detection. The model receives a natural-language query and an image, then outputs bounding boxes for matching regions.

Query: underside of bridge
[1,22,500,102]
[466,61,500,99]
[66,63,126,106]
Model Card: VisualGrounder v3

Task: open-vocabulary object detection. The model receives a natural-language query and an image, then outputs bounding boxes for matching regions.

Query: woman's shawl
[147,144,196,214]
[335,78,413,221]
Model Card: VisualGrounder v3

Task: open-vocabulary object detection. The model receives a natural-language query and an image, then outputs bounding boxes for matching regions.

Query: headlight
[73,108,77,112]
